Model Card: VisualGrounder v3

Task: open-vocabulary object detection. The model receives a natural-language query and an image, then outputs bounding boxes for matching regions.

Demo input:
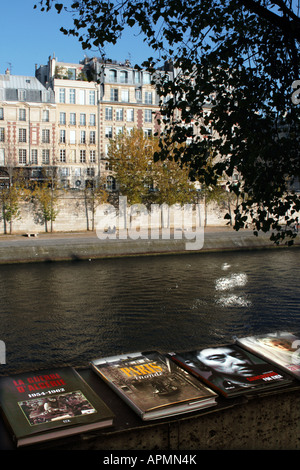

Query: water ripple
[215,273,248,291]
[0,249,299,374]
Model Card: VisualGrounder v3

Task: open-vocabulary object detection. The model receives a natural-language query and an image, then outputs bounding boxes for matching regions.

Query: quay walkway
[0,227,298,264]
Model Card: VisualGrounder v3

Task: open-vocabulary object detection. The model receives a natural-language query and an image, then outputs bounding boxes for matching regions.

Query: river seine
[0,248,299,374]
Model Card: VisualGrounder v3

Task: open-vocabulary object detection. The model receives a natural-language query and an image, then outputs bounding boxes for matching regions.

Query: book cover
[168,343,294,398]
[235,331,300,379]
[91,351,217,420]
[0,366,114,447]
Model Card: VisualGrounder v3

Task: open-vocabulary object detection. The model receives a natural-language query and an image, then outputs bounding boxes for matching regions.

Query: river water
[0,248,299,375]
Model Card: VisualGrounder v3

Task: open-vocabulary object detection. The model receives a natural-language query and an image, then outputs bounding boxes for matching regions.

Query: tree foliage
[31,179,59,233]
[108,128,158,205]
[108,128,196,206]
[0,170,27,234]
[35,0,300,242]
[0,184,22,234]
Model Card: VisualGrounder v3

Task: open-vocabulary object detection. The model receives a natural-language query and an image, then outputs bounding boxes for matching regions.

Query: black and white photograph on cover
[18,390,97,426]
[173,344,291,394]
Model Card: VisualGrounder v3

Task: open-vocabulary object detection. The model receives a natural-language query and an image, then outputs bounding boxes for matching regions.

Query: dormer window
[120,71,128,84]
[108,69,117,83]
[18,89,26,101]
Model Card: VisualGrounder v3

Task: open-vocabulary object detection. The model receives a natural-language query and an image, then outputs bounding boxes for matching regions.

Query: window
[126,109,134,122]
[120,71,128,84]
[60,149,66,162]
[42,129,50,143]
[43,110,49,122]
[69,89,76,104]
[19,109,26,121]
[105,107,113,120]
[60,130,66,143]
[19,128,26,143]
[60,112,66,125]
[109,70,117,83]
[144,109,152,123]
[0,108,3,120]
[18,90,26,101]
[106,176,115,191]
[143,73,151,84]
[42,149,50,164]
[90,131,96,144]
[121,89,129,102]
[68,68,76,80]
[80,113,86,125]
[80,150,86,163]
[31,169,40,178]
[31,149,38,164]
[110,88,118,102]
[145,92,153,104]
[80,130,86,144]
[70,130,76,144]
[0,128,4,142]
[89,90,95,105]
[60,167,69,177]
[19,149,26,165]
[70,113,76,125]
[89,114,96,126]
[144,128,152,137]
[116,108,123,121]
[135,89,142,101]
[59,88,65,103]
[134,71,141,84]
[90,150,96,163]
[105,127,112,138]
[87,167,95,177]
[0,149,5,165]
[79,90,85,105]
[42,91,51,103]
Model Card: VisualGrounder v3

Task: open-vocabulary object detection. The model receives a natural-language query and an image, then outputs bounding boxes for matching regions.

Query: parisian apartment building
[0,54,172,190]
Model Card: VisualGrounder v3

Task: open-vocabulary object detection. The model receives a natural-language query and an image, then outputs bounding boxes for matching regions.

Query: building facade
[34,55,164,190]
[0,54,164,190]
[0,70,55,184]
[36,56,100,189]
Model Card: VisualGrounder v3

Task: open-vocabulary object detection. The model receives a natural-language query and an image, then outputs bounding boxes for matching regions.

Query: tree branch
[238,0,300,41]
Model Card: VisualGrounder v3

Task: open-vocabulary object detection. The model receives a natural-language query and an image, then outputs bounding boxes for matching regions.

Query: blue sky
[0,0,156,77]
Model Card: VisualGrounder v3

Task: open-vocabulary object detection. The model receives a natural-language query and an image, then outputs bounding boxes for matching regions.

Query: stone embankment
[0,226,298,264]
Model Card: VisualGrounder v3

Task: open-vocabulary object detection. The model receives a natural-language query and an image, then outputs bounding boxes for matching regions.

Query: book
[235,331,300,379]
[90,351,217,420]
[0,366,114,447]
[168,343,294,398]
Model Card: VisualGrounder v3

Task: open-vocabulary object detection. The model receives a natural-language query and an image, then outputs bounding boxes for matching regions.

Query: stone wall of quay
[0,191,230,235]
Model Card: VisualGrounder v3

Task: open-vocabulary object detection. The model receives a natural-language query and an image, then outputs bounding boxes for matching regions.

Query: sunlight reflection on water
[0,248,299,374]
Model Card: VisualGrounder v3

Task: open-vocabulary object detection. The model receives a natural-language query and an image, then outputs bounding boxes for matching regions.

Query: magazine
[91,351,217,420]
[168,343,294,398]
[235,331,300,379]
[0,366,114,447]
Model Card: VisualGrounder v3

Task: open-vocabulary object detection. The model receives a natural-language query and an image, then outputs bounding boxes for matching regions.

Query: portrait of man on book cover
[183,345,284,392]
